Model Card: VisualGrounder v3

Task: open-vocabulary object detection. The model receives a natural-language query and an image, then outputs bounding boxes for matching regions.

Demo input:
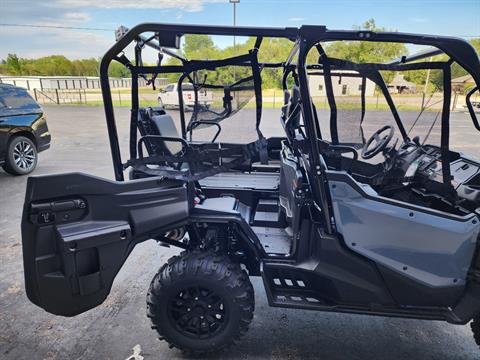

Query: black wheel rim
[168,286,227,339]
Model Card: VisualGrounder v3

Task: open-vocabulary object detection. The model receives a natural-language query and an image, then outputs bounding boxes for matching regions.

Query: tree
[108,61,130,78]
[183,35,217,60]
[257,37,295,88]
[0,59,6,75]
[319,19,407,84]
[6,54,22,74]
[0,54,134,78]
[427,38,479,92]
[325,19,407,64]
[1,28,475,92]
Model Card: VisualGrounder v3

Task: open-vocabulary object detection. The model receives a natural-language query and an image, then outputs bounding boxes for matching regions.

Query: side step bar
[261,261,462,323]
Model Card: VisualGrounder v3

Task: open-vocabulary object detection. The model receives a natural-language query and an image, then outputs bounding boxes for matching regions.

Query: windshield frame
[305,47,455,147]
[296,28,480,188]
[298,28,480,139]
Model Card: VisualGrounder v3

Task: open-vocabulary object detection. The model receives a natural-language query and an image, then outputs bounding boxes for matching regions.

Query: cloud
[55,0,224,12]
[0,2,92,26]
[0,0,222,60]
[39,31,112,58]
[0,2,111,60]
[288,17,305,22]
[63,12,92,22]
[0,24,112,59]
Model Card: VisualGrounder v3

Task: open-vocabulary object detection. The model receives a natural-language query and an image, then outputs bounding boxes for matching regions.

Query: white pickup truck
[158,83,213,109]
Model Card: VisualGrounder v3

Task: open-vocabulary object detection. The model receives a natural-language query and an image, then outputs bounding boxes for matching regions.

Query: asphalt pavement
[1,105,480,359]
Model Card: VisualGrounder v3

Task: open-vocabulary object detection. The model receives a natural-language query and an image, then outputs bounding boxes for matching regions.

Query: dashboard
[391,142,480,208]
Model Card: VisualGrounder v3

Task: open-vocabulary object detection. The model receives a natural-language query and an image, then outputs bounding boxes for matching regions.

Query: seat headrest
[286,86,301,129]
[289,86,300,109]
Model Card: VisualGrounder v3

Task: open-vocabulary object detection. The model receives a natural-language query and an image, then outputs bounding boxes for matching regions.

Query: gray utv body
[20,22,480,351]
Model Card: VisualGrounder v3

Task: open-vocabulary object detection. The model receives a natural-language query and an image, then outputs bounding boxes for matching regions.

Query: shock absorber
[164,228,186,241]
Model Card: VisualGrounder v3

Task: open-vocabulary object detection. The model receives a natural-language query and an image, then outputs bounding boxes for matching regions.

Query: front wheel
[147,251,254,355]
[2,136,38,175]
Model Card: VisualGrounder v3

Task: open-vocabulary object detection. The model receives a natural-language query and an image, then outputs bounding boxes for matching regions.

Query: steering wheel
[361,125,394,159]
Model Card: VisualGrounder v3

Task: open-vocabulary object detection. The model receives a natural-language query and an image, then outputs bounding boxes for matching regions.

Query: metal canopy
[387,48,444,65]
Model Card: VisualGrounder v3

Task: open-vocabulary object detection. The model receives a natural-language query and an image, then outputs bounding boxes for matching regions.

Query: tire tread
[2,135,37,176]
[147,250,254,356]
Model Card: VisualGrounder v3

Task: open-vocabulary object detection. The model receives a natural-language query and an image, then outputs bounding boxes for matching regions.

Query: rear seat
[138,107,183,156]
[136,108,280,191]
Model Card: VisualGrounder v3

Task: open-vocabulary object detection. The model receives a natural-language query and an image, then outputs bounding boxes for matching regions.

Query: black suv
[0,84,50,175]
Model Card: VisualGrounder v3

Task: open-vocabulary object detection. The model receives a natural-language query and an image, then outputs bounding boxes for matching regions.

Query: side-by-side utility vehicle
[21,23,480,355]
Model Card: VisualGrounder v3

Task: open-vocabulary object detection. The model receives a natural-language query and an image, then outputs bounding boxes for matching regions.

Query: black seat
[286,85,301,131]
[138,107,183,156]
[280,86,302,146]
[279,141,303,233]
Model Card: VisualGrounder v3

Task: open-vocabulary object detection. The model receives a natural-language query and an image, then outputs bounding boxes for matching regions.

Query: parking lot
[1,105,480,359]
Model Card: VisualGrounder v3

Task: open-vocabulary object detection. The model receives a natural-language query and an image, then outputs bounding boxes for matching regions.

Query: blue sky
[0,0,479,60]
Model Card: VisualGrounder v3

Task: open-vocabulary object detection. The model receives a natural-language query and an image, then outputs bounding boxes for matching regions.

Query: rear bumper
[34,119,51,153]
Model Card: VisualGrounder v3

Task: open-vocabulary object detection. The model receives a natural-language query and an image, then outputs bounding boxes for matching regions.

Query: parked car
[158,83,213,109]
[0,84,50,175]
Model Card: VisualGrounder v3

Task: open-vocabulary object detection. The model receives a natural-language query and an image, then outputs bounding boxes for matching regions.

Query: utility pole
[422,56,433,109]
[230,0,240,82]
[230,0,239,49]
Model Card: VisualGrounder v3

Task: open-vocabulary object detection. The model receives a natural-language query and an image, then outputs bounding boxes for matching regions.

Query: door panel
[22,173,189,316]
[328,178,480,289]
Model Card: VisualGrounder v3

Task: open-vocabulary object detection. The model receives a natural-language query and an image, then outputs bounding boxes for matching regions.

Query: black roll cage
[100,23,480,232]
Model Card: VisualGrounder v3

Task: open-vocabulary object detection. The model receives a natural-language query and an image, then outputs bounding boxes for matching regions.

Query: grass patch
[67,99,433,112]
[83,87,159,95]
[69,100,159,107]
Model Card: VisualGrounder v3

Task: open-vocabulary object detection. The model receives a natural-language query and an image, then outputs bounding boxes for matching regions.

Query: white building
[0,76,103,90]
[308,70,376,97]
[0,76,168,91]
[387,74,417,94]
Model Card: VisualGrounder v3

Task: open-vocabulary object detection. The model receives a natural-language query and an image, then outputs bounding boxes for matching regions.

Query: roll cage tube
[297,36,335,234]
[100,23,480,182]
[466,86,480,131]
[292,27,480,232]
[100,23,298,181]
[281,39,300,102]
[100,54,123,181]
[309,28,480,85]
[307,28,480,137]
[177,72,190,138]
[308,56,455,145]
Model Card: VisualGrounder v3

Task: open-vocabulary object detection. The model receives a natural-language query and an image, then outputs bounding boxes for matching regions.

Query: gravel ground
[1,105,480,360]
